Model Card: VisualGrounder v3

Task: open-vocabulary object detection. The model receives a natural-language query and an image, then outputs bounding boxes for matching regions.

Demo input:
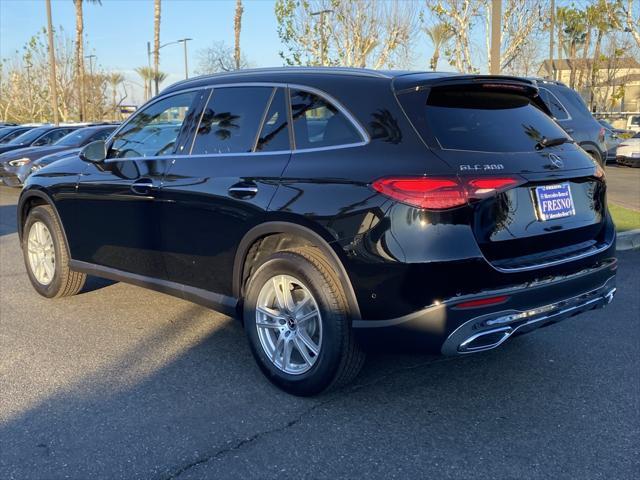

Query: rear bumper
[616,156,640,167]
[353,257,617,353]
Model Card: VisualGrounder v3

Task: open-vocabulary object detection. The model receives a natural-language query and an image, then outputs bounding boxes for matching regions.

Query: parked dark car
[0,125,117,186]
[29,148,82,175]
[0,126,35,144]
[0,125,80,156]
[18,68,617,395]
[533,79,607,165]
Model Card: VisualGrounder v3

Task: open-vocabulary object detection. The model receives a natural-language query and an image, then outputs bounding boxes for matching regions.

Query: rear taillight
[372,176,523,210]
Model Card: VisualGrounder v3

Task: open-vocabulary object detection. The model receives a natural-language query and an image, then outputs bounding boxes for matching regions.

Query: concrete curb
[617,229,640,251]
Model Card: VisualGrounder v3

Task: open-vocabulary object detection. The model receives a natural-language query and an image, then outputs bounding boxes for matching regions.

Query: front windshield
[7,127,48,145]
[55,128,95,147]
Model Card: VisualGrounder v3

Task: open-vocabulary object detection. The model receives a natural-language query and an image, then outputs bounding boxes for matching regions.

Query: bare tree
[195,41,250,74]
[0,28,110,123]
[622,0,640,49]
[234,0,244,70]
[275,0,419,69]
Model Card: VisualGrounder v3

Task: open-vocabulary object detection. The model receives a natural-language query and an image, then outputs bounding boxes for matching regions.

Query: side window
[34,130,68,146]
[256,88,291,152]
[90,129,114,142]
[290,89,363,149]
[191,87,273,154]
[539,88,570,121]
[108,91,197,159]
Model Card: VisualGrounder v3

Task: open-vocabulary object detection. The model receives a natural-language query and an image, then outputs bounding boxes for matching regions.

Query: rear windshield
[399,86,569,153]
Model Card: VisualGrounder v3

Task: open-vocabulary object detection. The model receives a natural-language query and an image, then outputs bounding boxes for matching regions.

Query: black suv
[533,79,607,165]
[18,68,617,395]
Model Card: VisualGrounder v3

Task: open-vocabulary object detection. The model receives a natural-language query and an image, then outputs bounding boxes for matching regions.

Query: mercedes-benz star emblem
[548,153,564,169]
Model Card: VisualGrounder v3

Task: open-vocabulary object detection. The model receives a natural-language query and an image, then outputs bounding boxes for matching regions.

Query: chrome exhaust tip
[604,287,616,305]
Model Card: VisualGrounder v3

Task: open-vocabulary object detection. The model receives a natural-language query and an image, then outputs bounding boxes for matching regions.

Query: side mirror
[80,140,107,163]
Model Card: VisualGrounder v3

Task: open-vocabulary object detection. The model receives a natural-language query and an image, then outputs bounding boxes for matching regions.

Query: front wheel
[243,247,365,396]
[22,205,86,298]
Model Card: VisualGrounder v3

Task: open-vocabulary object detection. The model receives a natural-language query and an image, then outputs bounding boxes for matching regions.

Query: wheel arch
[233,222,361,321]
[17,189,68,249]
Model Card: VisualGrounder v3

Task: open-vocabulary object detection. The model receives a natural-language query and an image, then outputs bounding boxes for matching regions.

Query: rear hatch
[395,75,610,270]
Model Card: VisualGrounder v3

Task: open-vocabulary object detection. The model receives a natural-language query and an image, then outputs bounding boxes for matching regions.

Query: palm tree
[73,0,101,121]
[425,23,453,71]
[136,67,167,102]
[234,0,244,70]
[107,72,124,121]
[153,0,161,96]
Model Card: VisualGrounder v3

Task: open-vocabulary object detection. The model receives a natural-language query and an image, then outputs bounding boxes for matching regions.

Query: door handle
[131,178,154,195]
[564,127,575,134]
[229,181,258,199]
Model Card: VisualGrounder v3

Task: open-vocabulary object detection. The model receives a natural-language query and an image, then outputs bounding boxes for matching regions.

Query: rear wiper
[535,136,573,150]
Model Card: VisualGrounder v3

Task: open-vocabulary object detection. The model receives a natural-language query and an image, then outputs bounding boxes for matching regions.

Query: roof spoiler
[395,75,552,117]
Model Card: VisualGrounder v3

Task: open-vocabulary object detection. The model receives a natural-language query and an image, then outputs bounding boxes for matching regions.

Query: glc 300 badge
[459,164,504,171]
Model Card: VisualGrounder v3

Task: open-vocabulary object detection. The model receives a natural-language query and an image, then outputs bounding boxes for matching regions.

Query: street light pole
[45,0,59,125]
[146,41,152,101]
[177,38,192,79]
[311,10,333,66]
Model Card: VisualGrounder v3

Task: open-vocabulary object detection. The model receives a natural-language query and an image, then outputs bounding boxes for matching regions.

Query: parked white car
[627,115,640,133]
[616,132,640,167]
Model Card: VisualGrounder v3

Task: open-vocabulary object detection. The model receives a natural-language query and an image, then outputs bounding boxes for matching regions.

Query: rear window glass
[192,87,272,155]
[538,88,570,120]
[400,87,569,153]
[290,89,363,149]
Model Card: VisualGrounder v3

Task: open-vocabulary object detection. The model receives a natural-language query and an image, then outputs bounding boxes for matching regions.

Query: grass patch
[609,203,640,232]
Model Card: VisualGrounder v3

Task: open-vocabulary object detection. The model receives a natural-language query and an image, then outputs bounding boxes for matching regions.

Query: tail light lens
[372,176,524,210]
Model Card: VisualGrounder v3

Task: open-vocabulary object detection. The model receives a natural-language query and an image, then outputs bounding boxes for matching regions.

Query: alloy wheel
[255,274,322,375]
[27,221,56,285]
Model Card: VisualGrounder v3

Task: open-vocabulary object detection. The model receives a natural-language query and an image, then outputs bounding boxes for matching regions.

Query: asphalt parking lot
[605,164,640,211]
[0,185,638,480]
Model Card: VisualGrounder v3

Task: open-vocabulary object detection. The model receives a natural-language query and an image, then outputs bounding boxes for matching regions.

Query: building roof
[540,58,640,72]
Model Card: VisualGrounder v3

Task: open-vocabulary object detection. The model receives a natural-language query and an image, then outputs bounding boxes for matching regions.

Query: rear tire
[243,247,365,396]
[22,205,86,298]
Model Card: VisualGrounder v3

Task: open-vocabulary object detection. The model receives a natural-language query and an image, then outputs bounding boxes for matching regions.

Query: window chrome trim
[105,81,370,161]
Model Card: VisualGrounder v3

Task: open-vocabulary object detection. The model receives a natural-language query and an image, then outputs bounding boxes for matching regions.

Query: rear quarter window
[290,89,363,149]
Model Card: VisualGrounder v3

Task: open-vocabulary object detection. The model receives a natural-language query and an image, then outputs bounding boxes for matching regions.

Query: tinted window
[290,89,362,149]
[89,128,115,142]
[404,87,570,153]
[33,129,74,146]
[256,88,290,152]
[8,127,50,145]
[0,128,30,143]
[192,87,272,155]
[55,129,95,147]
[539,88,570,120]
[108,92,197,158]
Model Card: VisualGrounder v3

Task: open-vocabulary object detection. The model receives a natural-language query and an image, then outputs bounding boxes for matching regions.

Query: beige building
[538,58,640,113]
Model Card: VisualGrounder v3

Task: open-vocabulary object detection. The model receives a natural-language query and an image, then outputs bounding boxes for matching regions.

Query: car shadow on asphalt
[81,275,117,293]
[0,204,17,236]
[0,301,543,480]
